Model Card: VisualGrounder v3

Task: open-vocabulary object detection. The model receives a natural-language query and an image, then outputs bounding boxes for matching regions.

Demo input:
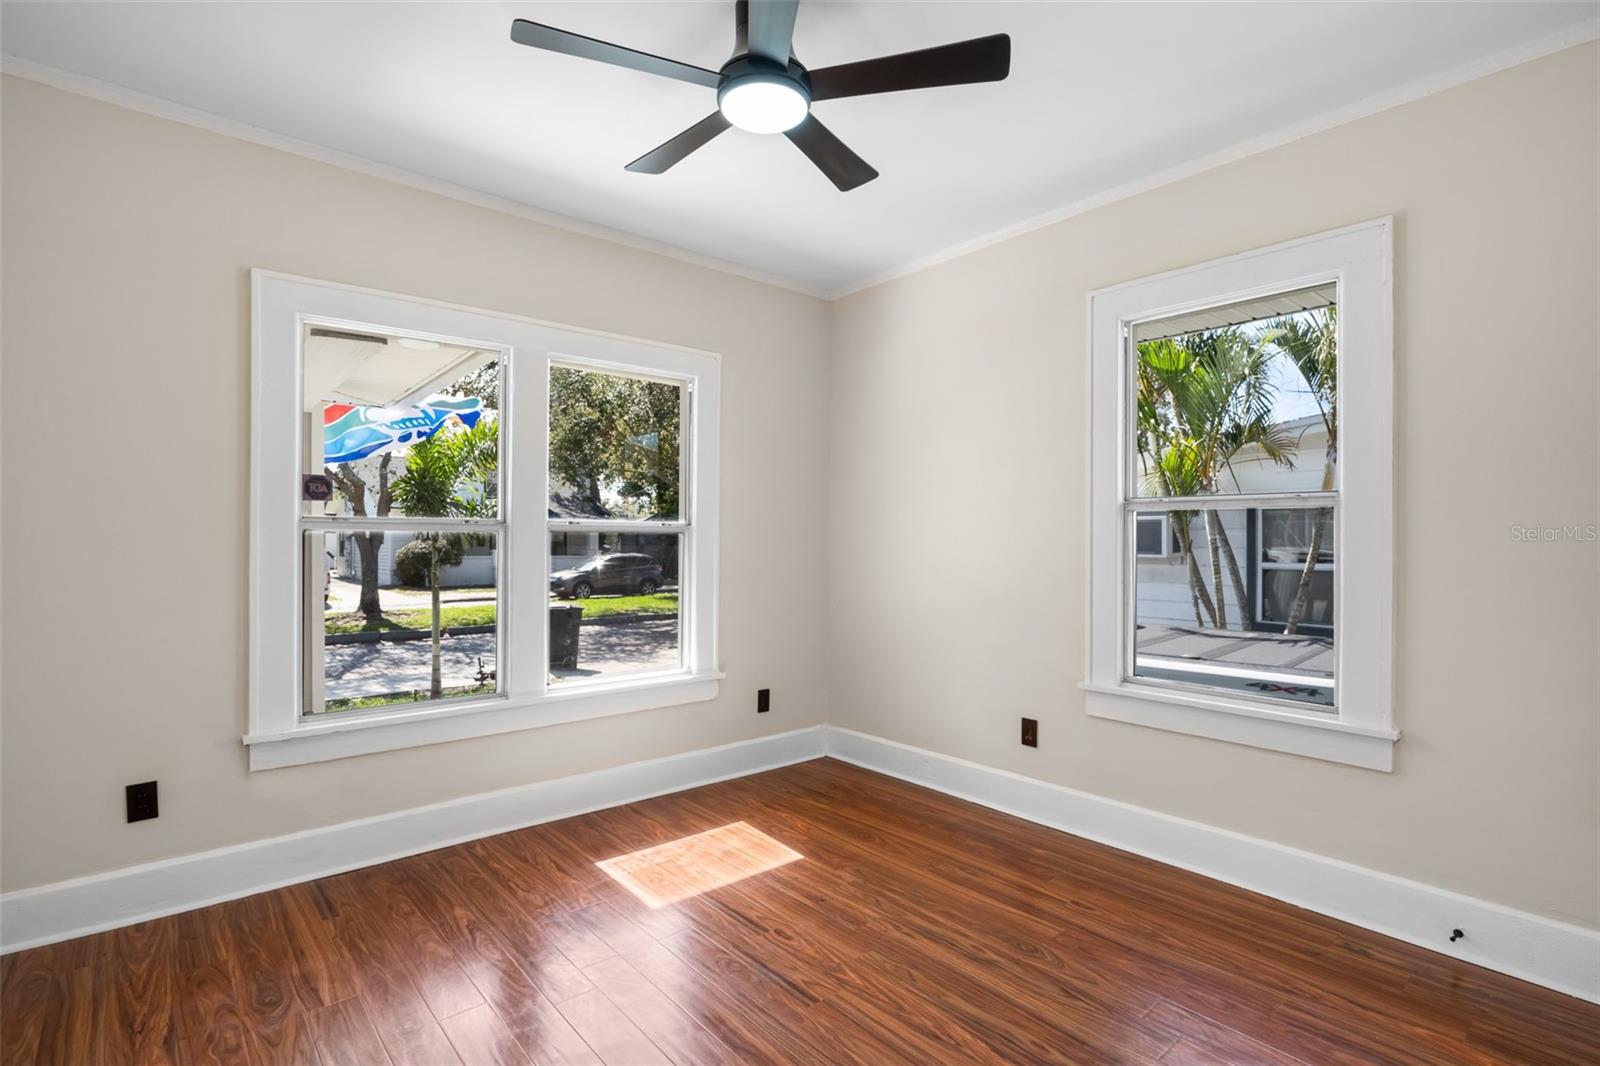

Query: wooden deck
[3,758,1596,1064]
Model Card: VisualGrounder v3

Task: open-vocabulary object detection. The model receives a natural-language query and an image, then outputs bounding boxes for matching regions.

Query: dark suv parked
[550,553,664,599]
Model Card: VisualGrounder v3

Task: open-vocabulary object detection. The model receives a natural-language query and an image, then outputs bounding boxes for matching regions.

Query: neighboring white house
[322,446,498,588]
[1135,415,1333,634]
[326,464,671,587]
[330,531,496,588]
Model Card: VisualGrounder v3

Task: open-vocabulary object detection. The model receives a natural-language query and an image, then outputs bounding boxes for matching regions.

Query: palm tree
[1136,329,1296,629]
[1267,307,1337,635]
[389,418,498,698]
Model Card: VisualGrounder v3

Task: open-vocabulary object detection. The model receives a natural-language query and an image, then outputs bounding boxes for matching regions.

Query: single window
[1086,221,1395,770]
[1129,290,1339,710]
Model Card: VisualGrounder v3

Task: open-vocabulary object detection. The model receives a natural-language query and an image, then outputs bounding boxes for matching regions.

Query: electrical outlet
[757,688,771,714]
[126,781,159,823]
[1020,717,1038,747]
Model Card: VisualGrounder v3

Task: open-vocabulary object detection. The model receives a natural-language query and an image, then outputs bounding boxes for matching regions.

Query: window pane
[549,533,681,684]
[1132,507,1334,708]
[549,366,681,521]
[304,325,500,520]
[308,529,499,714]
[1132,286,1336,498]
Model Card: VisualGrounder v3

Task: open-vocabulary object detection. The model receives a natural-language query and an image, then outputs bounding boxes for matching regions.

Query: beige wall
[827,43,1600,928]
[0,75,831,891]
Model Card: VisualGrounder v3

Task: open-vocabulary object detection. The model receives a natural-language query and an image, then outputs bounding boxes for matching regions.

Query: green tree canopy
[549,368,680,518]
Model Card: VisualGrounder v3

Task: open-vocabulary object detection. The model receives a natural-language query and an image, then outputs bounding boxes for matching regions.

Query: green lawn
[324,603,497,635]
[556,592,679,619]
[324,593,677,634]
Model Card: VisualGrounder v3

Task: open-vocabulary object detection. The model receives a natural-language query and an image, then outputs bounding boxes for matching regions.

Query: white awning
[302,327,493,411]
[1133,282,1335,344]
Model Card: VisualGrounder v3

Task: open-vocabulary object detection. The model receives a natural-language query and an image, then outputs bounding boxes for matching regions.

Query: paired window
[1087,221,1395,770]
[250,274,720,769]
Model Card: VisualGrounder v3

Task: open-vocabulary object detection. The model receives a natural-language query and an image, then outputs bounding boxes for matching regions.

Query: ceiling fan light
[718,78,809,134]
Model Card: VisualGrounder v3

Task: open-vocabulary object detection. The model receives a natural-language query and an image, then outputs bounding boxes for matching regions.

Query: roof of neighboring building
[1136,623,1334,678]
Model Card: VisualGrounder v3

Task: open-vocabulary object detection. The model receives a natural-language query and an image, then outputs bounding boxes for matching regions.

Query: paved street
[322,617,680,700]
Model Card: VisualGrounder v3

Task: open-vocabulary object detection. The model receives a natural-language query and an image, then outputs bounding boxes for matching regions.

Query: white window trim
[247,271,721,770]
[1084,219,1397,771]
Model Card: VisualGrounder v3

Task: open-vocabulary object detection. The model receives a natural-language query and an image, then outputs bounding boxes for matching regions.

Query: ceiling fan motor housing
[716,54,812,134]
[716,55,813,109]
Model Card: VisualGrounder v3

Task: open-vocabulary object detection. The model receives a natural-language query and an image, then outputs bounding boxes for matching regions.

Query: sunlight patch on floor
[596,821,803,908]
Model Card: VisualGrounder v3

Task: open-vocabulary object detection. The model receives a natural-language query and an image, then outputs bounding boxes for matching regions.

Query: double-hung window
[1086,220,1396,770]
[248,272,721,769]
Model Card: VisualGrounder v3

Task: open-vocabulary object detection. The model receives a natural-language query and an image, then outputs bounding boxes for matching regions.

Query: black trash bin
[549,603,583,670]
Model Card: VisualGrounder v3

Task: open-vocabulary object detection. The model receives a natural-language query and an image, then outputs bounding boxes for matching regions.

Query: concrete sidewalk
[322,617,680,700]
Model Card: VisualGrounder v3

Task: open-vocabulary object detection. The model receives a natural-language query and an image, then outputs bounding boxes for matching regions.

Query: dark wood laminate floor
[3,758,1598,1065]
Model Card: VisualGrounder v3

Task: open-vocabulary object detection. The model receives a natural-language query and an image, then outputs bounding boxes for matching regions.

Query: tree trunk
[352,533,383,619]
[428,545,443,699]
[1211,517,1252,631]
[1203,510,1229,629]
[1174,514,1218,627]
[330,460,390,622]
[364,455,392,622]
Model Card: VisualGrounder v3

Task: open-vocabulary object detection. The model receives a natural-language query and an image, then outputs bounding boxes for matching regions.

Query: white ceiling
[3,2,1595,296]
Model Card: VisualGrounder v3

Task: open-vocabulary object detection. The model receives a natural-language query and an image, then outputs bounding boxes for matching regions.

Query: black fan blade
[746,0,799,65]
[510,19,720,88]
[784,115,878,191]
[626,112,732,174]
[809,33,1010,102]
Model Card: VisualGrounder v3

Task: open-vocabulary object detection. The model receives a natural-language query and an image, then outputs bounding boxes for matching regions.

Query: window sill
[244,672,723,770]
[1081,681,1398,771]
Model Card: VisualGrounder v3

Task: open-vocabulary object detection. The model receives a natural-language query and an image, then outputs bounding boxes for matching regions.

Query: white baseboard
[0,725,826,954]
[823,726,1600,1005]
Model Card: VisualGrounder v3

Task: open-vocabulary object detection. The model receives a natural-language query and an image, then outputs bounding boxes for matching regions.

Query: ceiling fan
[509,0,1011,191]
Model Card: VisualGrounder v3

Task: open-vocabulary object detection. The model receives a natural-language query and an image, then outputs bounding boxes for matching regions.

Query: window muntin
[1127,289,1339,711]
[301,323,506,718]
